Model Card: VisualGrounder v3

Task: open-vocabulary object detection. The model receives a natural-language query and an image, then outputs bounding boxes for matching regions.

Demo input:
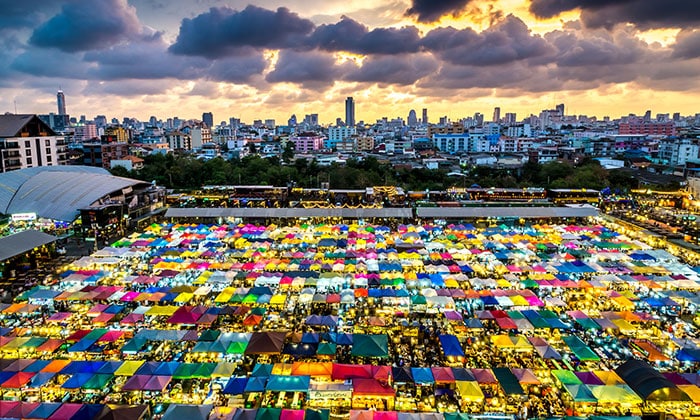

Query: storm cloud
[169,6,314,58]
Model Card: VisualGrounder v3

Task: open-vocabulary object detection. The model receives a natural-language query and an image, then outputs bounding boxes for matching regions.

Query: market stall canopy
[351,334,388,358]
[615,359,691,401]
[0,230,57,262]
[245,332,287,355]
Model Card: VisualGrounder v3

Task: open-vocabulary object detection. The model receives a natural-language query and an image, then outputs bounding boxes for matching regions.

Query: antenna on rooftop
[14,100,17,114]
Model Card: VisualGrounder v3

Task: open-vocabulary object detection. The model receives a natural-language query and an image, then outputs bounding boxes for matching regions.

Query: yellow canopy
[115,360,145,376]
[456,381,485,402]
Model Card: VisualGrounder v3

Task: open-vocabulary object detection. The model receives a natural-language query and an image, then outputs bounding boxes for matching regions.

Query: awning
[266,375,310,393]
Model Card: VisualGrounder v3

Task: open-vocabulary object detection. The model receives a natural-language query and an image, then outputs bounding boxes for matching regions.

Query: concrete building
[619,120,676,136]
[658,138,699,166]
[290,133,324,153]
[166,131,192,151]
[82,141,130,169]
[73,122,98,142]
[431,134,490,154]
[327,126,356,150]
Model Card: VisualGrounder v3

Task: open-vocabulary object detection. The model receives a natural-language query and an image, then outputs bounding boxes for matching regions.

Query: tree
[282,142,295,163]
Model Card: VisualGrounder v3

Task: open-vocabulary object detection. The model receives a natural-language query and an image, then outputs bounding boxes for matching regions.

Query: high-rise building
[57,89,66,115]
[345,97,355,127]
[492,107,501,123]
[504,113,517,125]
[407,110,418,127]
[422,108,428,124]
[555,103,565,116]
[288,114,297,127]
[202,112,214,128]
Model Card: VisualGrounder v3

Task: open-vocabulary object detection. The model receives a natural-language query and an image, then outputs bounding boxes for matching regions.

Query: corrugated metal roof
[165,207,414,219]
[0,230,57,261]
[415,206,598,219]
[0,166,149,222]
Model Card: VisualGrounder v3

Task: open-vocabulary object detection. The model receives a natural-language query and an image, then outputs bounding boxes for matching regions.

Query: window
[46,148,51,155]
[24,140,30,148]
[45,140,50,146]
[26,149,31,156]
[26,157,32,165]
[47,156,52,163]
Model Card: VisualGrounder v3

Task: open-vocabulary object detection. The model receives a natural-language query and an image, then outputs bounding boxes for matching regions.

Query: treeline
[110,154,647,192]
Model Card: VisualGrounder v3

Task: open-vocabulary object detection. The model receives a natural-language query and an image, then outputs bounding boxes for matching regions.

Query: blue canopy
[26,402,61,419]
[411,367,435,385]
[223,377,248,395]
[243,376,267,393]
[439,334,465,357]
[62,373,94,389]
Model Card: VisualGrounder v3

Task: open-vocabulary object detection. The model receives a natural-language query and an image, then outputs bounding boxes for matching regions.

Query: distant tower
[556,103,565,116]
[407,110,418,127]
[202,112,214,128]
[345,97,355,127]
[57,89,66,115]
[422,108,428,124]
[492,107,501,123]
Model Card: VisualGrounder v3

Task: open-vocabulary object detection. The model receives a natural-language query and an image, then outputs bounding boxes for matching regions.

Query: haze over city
[1,0,700,123]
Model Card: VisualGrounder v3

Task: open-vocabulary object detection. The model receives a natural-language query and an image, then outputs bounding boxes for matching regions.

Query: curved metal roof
[0,166,150,222]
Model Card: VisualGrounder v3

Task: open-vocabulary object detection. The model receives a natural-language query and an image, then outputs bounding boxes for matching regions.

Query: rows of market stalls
[1,221,700,419]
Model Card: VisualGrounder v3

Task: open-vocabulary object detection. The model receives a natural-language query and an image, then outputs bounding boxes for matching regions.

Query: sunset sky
[1,0,700,124]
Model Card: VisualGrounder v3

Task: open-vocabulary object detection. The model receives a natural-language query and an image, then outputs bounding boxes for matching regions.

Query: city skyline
[1,0,700,123]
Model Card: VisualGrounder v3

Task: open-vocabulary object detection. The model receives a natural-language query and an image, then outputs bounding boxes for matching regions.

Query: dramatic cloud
[207,55,269,84]
[29,0,141,52]
[266,50,348,90]
[422,15,554,66]
[169,6,314,58]
[672,29,700,59]
[11,50,91,79]
[405,0,473,23]
[84,37,209,81]
[0,1,56,32]
[345,54,439,85]
[309,17,421,55]
[530,0,700,29]
[546,27,652,67]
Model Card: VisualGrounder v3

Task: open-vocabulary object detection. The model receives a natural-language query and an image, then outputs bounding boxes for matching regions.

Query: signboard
[11,212,37,222]
[308,390,352,400]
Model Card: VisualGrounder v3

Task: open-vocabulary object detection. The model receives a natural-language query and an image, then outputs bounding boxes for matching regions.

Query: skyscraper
[57,89,66,115]
[492,107,501,123]
[345,97,355,127]
[555,103,565,116]
[422,108,428,124]
[407,110,418,127]
[202,112,214,128]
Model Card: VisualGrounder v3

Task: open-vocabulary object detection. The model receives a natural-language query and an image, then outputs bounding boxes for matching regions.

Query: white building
[327,126,356,149]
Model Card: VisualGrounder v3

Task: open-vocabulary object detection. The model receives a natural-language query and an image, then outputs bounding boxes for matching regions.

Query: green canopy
[316,342,337,355]
[83,328,109,341]
[227,341,248,354]
[411,295,427,305]
[553,370,583,385]
[305,409,329,420]
[82,374,114,390]
[563,336,600,361]
[192,362,217,379]
[564,384,598,403]
[575,318,602,330]
[173,363,200,380]
[199,330,220,341]
[351,334,389,358]
[256,407,282,420]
